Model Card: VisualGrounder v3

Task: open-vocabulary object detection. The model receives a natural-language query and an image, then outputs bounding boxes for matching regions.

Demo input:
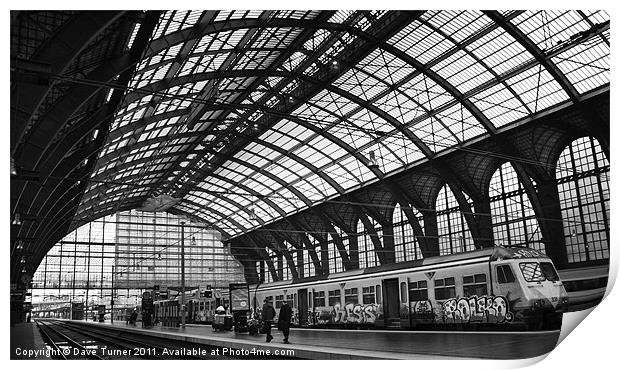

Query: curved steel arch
[13,11,162,255]
[176,197,248,233]
[221,155,313,207]
[483,11,580,103]
[144,15,500,136]
[93,13,416,217]
[417,17,533,117]
[11,11,126,156]
[253,137,346,194]
[184,186,269,227]
[207,172,289,220]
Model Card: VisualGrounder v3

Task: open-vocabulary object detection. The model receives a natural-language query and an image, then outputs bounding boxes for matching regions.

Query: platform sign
[229,283,250,312]
[158,284,168,299]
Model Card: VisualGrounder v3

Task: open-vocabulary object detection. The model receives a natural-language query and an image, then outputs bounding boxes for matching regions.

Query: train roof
[253,245,550,290]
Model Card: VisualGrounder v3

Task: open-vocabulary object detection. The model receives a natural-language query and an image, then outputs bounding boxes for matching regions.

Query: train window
[496,265,516,283]
[275,295,284,308]
[463,274,488,297]
[519,262,545,282]
[400,282,408,303]
[408,280,428,301]
[362,286,375,304]
[328,290,341,306]
[344,288,359,304]
[375,285,381,304]
[434,277,456,300]
[540,262,560,282]
[286,294,295,307]
[313,291,325,307]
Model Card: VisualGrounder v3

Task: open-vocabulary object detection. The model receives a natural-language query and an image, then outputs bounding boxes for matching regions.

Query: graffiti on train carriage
[313,303,381,324]
[441,295,514,324]
[412,300,433,315]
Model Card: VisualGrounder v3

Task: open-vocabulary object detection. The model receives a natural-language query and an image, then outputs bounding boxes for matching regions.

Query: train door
[298,289,308,326]
[491,263,519,298]
[382,278,400,320]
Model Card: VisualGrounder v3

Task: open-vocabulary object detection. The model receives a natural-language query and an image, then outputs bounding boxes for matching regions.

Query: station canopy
[74,10,610,240]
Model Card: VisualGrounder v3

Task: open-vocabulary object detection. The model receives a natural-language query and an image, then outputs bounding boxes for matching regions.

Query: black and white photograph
[7,4,615,365]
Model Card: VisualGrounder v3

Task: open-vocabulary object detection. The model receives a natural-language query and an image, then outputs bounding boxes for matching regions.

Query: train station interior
[9,10,610,360]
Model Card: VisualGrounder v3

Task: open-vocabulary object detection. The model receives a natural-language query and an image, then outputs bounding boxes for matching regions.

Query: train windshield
[519,262,560,282]
[540,262,560,282]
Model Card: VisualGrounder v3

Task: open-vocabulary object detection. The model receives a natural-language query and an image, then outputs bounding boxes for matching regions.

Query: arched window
[436,185,475,255]
[328,225,347,273]
[265,248,275,283]
[393,203,424,262]
[357,217,382,268]
[557,137,609,263]
[304,234,319,277]
[303,248,315,277]
[327,232,339,274]
[489,162,543,250]
[281,248,291,281]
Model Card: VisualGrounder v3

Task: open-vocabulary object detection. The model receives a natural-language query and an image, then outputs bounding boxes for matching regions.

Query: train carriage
[153,295,231,326]
[187,298,218,324]
[252,246,568,331]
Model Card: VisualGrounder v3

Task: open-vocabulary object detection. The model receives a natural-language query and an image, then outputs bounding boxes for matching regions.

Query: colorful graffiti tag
[441,295,514,324]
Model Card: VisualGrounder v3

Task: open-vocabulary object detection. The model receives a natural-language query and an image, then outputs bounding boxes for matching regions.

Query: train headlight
[561,296,569,305]
[532,299,545,309]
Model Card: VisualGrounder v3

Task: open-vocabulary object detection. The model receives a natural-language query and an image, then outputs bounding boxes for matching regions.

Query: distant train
[251,246,569,330]
[154,296,230,326]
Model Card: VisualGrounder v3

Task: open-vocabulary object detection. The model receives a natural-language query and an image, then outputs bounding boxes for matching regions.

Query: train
[251,245,569,330]
[153,296,231,326]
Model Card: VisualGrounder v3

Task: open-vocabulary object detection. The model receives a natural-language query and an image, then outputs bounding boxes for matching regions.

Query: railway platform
[51,319,560,360]
[10,322,48,360]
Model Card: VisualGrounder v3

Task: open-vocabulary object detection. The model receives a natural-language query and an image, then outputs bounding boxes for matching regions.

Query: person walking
[278,300,293,344]
[261,299,276,342]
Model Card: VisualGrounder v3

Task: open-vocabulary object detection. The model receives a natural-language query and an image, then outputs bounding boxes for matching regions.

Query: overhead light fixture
[20,256,26,264]
[249,203,258,221]
[288,96,295,103]
[21,267,27,273]
[11,157,17,176]
[12,213,21,225]
[368,151,379,168]
[16,241,24,250]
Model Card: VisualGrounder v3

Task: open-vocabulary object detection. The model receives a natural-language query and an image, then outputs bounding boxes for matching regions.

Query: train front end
[490,246,568,330]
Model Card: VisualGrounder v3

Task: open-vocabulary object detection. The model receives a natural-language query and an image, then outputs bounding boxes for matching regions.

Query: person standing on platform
[261,299,276,342]
[278,300,292,344]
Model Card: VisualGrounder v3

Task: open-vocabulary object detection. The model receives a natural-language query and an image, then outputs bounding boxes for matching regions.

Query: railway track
[36,319,245,359]
[36,320,104,359]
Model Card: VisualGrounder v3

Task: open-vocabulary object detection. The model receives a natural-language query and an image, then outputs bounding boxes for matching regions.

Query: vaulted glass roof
[75,10,610,239]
